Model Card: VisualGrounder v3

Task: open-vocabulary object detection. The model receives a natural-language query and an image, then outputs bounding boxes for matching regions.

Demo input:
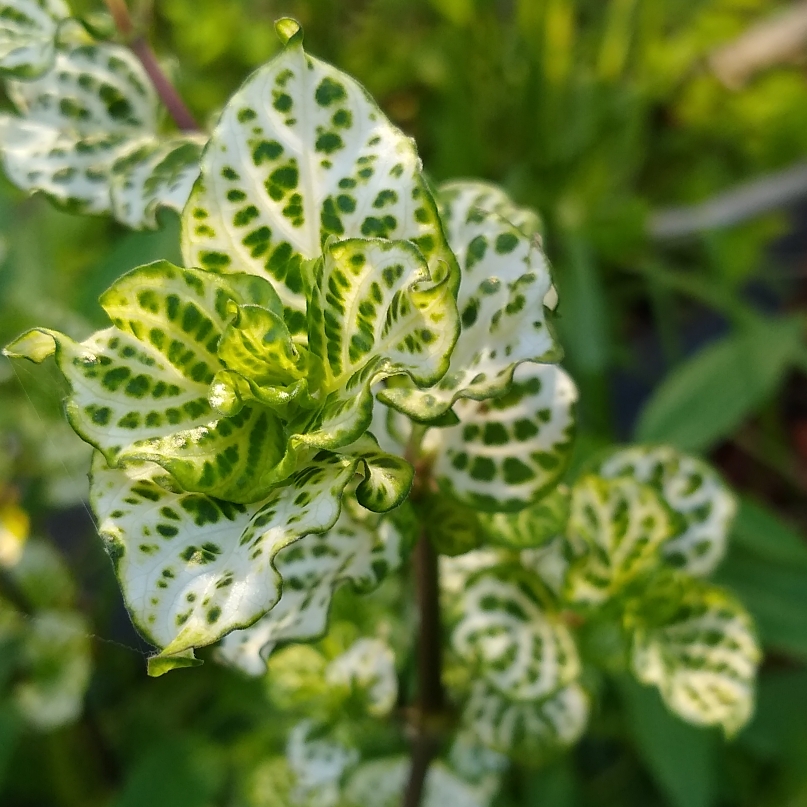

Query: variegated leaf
[0,39,205,227]
[597,445,737,575]
[14,609,91,731]
[182,18,457,334]
[478,485,570,550]
[564,475,673,606]
[379,181,558,422]
[110,135,205,229]
[343,757,499,807]
[324,637,398,716]
[630,581,760,736]
[90,450,362,670]
[0,0,69,79]
[286,721,358,807]
[440,180,542,239]
[4,263,297,502]
[451,572,580,701]
[291,237,459,450]
[429,363,577,512]
[216,497,412,675]
[462,679,589,759]
[0,42,157,214]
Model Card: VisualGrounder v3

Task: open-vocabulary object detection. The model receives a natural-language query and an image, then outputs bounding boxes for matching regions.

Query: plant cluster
[0,3,767,805]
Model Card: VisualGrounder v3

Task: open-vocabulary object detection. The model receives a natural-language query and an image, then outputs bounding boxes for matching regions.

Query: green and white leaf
[451,572,580,701]
[110,135,205,228]
[0,40,205,227]
[324,637,398,716]
[440,179,542,239]
[379,180,558,422]
[0,0,69,79]
[462,679,589,759]
[478,485,570,550]
[630,582,761,736]
[90,450,360,667]
[286,720,358,807]
[295,237,459,449]
[0,42,157,214]
[564,475,674,606]
[597,445,737,576]
[343,757,499,807]
[429,363,577,512]
[4,262,302,502]
[216,497,411,675]
[182,18,457,334]
[520,536,576,597]
[14,610,91,731]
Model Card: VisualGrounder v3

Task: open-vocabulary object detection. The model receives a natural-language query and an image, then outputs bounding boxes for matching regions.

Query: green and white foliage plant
[1,7,763,804]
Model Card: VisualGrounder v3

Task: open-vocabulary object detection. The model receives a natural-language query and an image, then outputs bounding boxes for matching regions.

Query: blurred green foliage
[3,0,807,805]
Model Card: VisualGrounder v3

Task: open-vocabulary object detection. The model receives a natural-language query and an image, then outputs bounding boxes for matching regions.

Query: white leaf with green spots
[110,135,205,228]
[0,42,158,214]
[478,485,570,550]
[90,450,362,669]
[462,679,589,759]
[287,721,358,807]
[428,363,577,512]
[451,573,580,701]
[0,0,69,79]
[379,181,558,422]
[630,582,760,736]
[216,497,411,675]
[3,263,297,502]
[564,475,673,606]
[182,18,457,334]
[0,40,205,227]
[343,757,499,807]
[597,445,737,576]
[14,610,91,731]
[325,637,398,716]
[298,237,458,450]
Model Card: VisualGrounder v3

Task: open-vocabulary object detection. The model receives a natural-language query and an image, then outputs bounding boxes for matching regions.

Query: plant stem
[103,0,200,131]
[402,531,444,807]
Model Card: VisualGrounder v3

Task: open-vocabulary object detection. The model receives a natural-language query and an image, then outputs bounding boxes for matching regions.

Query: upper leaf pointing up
[182,18,457,334]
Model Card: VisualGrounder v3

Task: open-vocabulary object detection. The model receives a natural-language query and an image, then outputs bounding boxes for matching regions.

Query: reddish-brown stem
[401,531,444,807]
[103,0,200,132]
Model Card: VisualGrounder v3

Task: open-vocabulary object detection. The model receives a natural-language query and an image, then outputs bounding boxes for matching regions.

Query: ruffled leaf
[182,20,457,333]
[379,180,558,421]
[462,679,589,760]
[344,757,499,807]
[297,237,458,450]
[90,450,362,666]
[0,40,205,227]
[564,475,673,606]
[597,445,737,576]
[110,136,205,228]
[478,485,570,550]
[216,497,412,675]
[629,581,760,737]
[429,363,577,512]
[4,262,303,502]
[0,0,69,79]
[324,637,398,716]
[450,572,580,701]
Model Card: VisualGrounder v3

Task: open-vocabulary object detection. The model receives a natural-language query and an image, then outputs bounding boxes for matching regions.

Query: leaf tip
[3,329,57,363]
[275,17,303,47]
[147,648,203,677]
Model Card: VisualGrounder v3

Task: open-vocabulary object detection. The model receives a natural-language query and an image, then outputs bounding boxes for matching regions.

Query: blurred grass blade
[635,316,804,451]
[619,676,716,807]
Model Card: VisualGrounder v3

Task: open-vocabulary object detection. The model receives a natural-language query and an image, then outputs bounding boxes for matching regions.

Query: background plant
[2,2,807,807]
